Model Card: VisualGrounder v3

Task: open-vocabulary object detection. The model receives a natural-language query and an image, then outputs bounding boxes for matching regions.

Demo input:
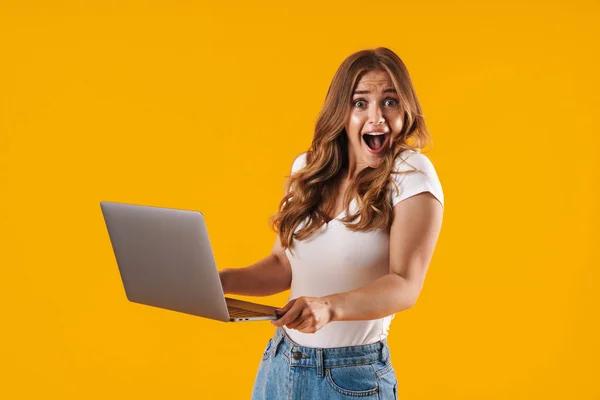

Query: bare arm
[219,235,292,297]
[272,192,443,331]
[325,192,443,320]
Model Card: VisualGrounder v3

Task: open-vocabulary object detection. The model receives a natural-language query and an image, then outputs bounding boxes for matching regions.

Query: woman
[219,47,444,399]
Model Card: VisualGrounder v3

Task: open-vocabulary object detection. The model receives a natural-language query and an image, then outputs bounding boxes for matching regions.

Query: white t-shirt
[283,149,444,348]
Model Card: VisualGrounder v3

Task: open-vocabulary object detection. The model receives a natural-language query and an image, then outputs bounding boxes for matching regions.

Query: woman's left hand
[271,296,333,334]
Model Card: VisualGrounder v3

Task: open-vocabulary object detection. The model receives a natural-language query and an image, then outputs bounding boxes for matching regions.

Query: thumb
[277,298,297,314]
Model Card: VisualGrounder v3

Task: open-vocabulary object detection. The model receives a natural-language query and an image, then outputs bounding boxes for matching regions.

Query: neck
[345,156,367,180]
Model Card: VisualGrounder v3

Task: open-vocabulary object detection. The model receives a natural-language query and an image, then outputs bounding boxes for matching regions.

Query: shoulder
[392,149,437,175]
[389,149,444,209]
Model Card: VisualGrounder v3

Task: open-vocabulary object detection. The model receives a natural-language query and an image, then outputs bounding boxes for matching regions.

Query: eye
[384,98,399,107]
[353,100,366,108]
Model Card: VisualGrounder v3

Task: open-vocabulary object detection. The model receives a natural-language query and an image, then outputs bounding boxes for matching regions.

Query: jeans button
[293,351,303,360]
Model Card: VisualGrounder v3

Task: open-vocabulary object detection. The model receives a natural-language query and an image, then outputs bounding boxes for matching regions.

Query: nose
[368,104,385,125]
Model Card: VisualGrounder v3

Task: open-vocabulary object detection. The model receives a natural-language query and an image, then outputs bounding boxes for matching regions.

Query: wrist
[323,294,343,323]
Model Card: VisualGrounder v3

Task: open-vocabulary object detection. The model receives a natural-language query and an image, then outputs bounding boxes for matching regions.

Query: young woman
[219,47,444,400]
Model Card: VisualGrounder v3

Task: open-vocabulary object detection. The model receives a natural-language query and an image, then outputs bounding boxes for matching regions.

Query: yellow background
[1,1,598,399]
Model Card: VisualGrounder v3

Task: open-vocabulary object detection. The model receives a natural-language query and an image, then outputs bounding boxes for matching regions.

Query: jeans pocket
[373,359,394,377]
[261,338,274,361]
[325,364,379,397]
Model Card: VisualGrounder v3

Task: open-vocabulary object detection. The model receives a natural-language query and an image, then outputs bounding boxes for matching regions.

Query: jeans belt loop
[316,348,324,377]
[272,328,284,357]
[380,341,389,363]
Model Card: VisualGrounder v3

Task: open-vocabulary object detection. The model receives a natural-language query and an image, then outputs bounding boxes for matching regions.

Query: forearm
[323,273,418,321]
[220,254,291,297]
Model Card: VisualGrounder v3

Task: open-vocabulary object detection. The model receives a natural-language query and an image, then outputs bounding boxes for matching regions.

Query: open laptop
[100,201,280,322]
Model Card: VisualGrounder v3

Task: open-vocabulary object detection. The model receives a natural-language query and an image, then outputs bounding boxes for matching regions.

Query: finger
[285,312,307,330]
[296,320,315,333]
[276,298,297,315]
[273,301,303,327]
[292,309,316,332]
[275,298,300,320]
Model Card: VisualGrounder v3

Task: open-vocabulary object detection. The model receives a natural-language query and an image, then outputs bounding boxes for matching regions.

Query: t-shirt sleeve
[389,151,444,209]
[286,152,307,194]
[290,152,307,175]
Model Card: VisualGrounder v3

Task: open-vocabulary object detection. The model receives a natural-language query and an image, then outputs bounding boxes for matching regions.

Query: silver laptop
[100,201,280,322]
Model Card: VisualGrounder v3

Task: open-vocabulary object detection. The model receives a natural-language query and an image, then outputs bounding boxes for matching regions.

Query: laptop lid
[100,201,231,322]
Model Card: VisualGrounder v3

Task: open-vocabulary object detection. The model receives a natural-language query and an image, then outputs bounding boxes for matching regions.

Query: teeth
[364,132,387,136]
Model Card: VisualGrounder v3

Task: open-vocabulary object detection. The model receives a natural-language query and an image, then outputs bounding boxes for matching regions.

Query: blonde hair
[269,47,432,250]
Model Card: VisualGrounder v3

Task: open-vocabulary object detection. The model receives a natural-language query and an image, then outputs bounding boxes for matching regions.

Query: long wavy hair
[269,47,432,251]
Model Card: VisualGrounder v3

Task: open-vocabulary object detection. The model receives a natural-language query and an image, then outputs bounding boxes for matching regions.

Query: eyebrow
[353,88,397,95]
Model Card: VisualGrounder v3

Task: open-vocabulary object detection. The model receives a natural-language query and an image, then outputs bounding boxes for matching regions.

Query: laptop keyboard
[228,307,272,317]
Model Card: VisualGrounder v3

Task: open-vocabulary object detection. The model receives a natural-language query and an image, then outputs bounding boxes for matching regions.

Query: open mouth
[362,132,390,153]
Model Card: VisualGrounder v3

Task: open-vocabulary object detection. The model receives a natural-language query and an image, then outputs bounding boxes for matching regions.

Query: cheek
[391,117,404,134]
[347,113,364,135]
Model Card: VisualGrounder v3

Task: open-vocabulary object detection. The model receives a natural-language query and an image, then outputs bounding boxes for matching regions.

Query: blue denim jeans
[252,327,399,399]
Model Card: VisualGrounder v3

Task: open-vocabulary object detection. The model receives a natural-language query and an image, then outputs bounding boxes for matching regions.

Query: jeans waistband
[270,327,390,378]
